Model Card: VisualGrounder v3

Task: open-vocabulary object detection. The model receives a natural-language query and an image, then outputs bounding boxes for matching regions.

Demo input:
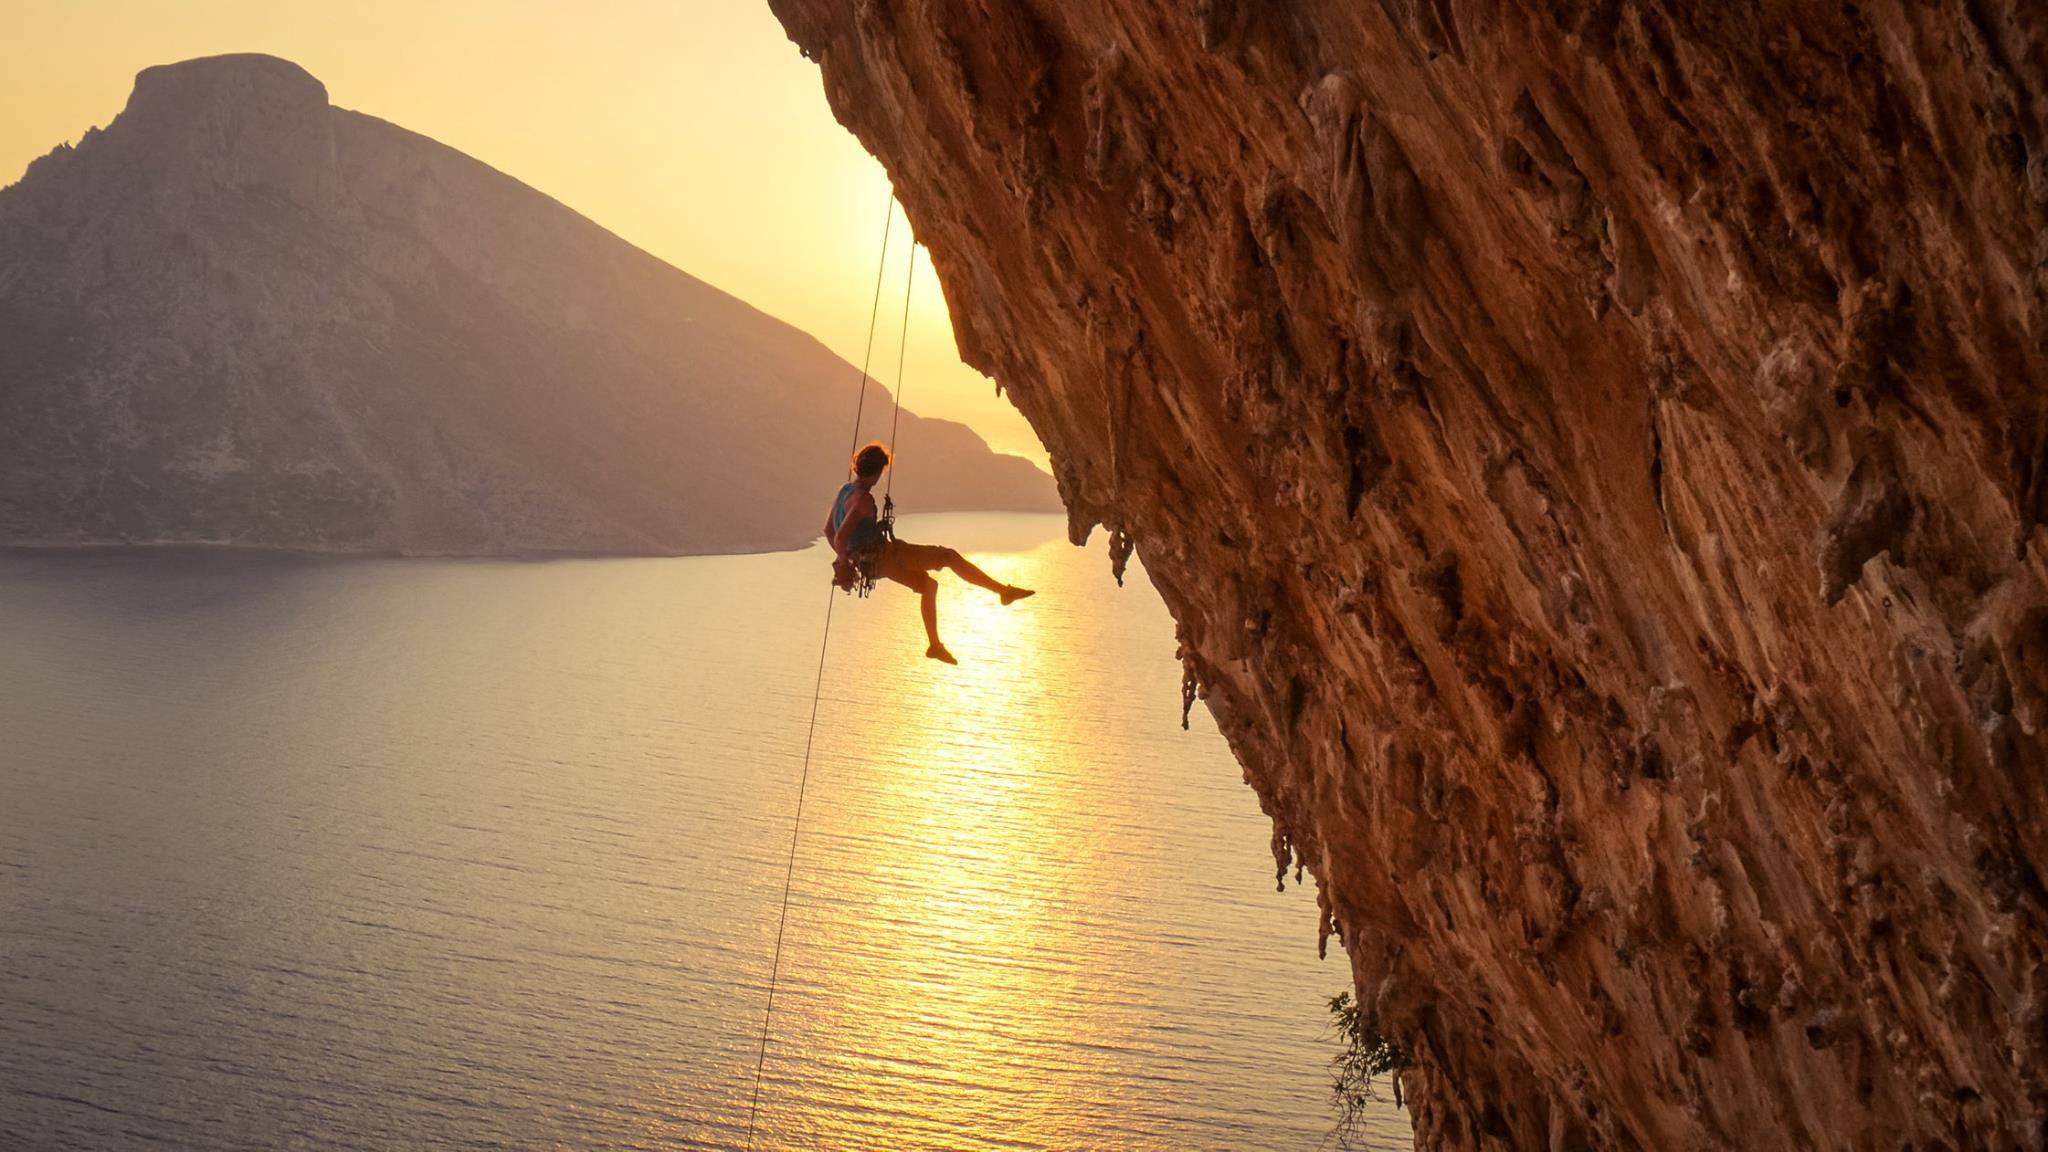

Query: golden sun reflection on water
[795,542,1116,1148]
[754,530,1186,1150]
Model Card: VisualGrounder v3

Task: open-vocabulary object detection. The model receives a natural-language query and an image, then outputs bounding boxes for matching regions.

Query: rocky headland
[0,54,1057,555]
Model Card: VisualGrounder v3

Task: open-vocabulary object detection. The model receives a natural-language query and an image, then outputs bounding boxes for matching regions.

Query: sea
[0,513,1412,1151]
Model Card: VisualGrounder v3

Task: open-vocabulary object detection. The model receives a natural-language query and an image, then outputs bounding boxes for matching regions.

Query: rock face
[769,3,2048,1148]
[0,54,1056,554]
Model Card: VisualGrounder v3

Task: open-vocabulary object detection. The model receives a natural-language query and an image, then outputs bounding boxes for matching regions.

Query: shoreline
[0,511,1073,564]
[0,537,809,562]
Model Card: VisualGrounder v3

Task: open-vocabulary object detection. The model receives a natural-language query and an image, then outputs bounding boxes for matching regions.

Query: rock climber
[825,442,1034,664]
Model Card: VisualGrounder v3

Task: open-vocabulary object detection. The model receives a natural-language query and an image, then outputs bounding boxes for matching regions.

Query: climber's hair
[853,441,891,480]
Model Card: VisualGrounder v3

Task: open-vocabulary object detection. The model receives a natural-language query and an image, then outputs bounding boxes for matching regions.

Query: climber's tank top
[830,481,884,555]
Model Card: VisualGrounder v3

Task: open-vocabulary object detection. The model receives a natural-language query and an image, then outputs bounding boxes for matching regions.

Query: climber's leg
[879,543,955,663]
[918,585,954,664]
[937,547,1014,597]
[894,540,1034,603]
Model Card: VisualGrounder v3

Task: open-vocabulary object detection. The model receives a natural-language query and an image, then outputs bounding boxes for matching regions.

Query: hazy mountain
[0,53,1057,555]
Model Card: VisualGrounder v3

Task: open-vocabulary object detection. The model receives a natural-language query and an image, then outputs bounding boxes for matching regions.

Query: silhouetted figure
[827,442,1034,664]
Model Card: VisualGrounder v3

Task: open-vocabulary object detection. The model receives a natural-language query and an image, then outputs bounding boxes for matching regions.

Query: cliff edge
[768,3,2048,1147]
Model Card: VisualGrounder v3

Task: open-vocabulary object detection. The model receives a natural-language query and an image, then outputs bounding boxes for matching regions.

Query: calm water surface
[0,514,1410,1151]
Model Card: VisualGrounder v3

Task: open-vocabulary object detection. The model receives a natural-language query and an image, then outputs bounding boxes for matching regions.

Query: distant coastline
[0,511,1076,562]
[0,54,1057,558]
[0,535,809,561]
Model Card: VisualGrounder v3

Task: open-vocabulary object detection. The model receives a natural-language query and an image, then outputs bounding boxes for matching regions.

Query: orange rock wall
[769,2,2048,1147]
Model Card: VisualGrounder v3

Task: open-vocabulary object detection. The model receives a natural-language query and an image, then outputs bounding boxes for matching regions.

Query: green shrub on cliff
[1326,991,1412,1149]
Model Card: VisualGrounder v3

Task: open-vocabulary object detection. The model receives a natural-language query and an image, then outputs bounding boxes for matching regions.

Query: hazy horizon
[0,1,1047,462]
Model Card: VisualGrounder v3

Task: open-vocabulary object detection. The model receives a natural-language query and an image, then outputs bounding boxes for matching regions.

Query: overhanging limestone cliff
[770,2,2048,1148]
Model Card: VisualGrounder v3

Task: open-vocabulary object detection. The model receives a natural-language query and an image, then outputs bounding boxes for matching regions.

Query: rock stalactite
[769,2,2047,1148]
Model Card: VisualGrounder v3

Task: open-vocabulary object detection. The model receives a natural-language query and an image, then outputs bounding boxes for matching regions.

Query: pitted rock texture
[0,54,1056,554]
[770,3,2048,1148]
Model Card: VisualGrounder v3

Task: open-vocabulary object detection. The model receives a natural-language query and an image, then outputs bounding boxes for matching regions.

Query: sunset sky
[0,0,1046,461]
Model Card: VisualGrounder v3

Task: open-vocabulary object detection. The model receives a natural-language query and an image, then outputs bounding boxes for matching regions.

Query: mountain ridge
[0,53,1056,556]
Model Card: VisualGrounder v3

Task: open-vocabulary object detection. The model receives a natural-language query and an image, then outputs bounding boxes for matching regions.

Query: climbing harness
[843,542,884,598]
[743,192,919,1151]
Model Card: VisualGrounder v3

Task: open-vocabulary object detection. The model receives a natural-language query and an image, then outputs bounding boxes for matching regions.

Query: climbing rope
[742,577,837,1151]
[743,194,918,1152]
[879,245,917,530]
[842,199,897,467]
